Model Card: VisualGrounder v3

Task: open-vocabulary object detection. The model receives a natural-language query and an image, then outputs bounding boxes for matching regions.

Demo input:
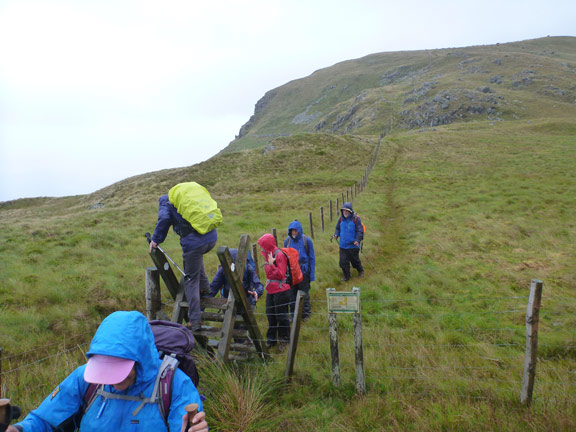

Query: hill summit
[225,36,576,152]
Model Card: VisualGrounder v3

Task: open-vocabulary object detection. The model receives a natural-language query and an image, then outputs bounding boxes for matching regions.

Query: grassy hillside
[227,36,576,153]
[1,37,575,430]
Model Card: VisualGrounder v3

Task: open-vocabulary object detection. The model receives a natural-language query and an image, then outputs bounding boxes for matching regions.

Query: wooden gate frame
[147,234,269,361]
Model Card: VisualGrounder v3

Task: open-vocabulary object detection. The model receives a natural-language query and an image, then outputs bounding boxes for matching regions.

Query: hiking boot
[302,315,310,323]
[186,321,202,332]
[278,342,289,353]
[341,276,350,282]
[265,340,276,349]
[358,271,364,278]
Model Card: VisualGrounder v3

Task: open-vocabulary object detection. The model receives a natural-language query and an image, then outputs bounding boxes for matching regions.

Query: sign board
[327,288,360,313]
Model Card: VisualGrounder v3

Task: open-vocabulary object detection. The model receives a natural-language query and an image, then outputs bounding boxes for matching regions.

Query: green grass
[1,117,575,430]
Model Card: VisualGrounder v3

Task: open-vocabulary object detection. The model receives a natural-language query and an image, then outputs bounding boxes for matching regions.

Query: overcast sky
[0,0,574,201]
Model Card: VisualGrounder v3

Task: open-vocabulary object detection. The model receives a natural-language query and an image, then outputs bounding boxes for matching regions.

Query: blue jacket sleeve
[151,195,173,245]
[16,366,89,432]
[334,218,341,238]
[306,237,316,282]
[209,267,226,297]
[246,267,264,299]
[167,370,204,431]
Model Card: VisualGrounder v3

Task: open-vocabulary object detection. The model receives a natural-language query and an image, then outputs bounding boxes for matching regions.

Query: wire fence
[5,295,573,395]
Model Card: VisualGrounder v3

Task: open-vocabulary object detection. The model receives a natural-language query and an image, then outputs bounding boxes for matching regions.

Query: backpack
[274,248,303,286]
[56,320,199,431]
[168,182,223,235]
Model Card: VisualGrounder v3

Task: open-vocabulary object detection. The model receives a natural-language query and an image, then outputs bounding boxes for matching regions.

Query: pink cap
[84,355,135,385]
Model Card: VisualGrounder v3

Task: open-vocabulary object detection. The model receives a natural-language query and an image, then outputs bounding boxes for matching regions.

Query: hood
[287,220,303,239]
[341,202,354,217]
[87,311,160,386]
[257,233,277,255]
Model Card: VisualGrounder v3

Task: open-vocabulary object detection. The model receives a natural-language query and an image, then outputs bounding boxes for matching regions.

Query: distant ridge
[225,36,576,152]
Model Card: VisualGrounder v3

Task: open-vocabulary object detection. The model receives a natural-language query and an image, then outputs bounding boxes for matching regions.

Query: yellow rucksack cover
[168,182,223,235]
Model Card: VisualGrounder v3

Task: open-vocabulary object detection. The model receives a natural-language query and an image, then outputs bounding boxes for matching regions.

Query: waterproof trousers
[339,247,364,279]
[265,289,291,343]
[183,241,217,324]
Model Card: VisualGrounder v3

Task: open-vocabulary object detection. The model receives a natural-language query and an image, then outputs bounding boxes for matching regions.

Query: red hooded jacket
[257,233,290,294]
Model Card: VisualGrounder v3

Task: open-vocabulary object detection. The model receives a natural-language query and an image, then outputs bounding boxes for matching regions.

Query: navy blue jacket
[283,220,316,281]
[151,194,217,254]
[209,249,264,306]
[334,202,363,249]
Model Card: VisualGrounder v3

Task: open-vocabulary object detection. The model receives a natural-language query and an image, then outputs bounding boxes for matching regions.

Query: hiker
[208,248,264,310]
[8,311,208,432]
[257,233,291,351]
[333,202,364,281]
[283,220,315,321]
[149,184,219,331]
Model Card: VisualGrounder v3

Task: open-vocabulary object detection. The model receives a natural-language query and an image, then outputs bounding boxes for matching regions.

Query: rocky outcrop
[236,90,277,138]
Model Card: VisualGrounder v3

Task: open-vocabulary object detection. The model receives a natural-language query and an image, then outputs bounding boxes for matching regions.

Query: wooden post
[320,207,325,233]
[171,276,189,324]
[341,192,345,204]
[346,189,349,202]
[0,348,2,398]
[327,289,341,387]
[336,198,339,216]
[329,311,340,387]
[285,290,305,381]
[217,239,269,359]
[217,236,251,360]
[272,228,278,246]
[353,288,366,395]
[148,248,180,300]
[145,267,162,320]
[521,279,543,405]
[252,243,260,279]
[308,211,314,239]
[329,200,333,222]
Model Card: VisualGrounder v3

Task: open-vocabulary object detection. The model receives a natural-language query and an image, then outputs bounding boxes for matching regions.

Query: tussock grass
[1,118,575,430]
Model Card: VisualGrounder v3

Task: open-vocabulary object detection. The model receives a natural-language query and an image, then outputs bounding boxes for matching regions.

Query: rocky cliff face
[228,37,576,149]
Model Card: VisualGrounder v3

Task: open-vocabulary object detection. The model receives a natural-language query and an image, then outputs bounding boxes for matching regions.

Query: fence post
[285,290,305,382]
[336,198,339,216]
[308,212,314,239]
[0,348,2,398]
[320,207,325,232]
[353,287,366,395]
[327,289,341,387]
[329,200,333,222]
[521,279,543,405]
[145,267,162,320]
[252,243,260,279]
[272,228,278,246]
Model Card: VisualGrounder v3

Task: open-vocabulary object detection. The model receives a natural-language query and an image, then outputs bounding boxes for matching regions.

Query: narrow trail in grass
[373,140,406,273]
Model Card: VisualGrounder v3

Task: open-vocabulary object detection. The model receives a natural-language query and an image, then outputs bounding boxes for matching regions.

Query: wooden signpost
[326,287,365,395]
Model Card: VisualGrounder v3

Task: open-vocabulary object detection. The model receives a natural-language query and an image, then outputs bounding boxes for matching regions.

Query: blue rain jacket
[334,202,363,249]
[209,248,264,305]
[283,220,316,281]
[16,311,203,432]
[152,194,217,254]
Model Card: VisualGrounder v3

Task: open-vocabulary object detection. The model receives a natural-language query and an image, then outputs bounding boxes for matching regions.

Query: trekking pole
[185,403,199,430]
[360,248,379,274]
[0,399,21,432]
[144,233,188,278]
